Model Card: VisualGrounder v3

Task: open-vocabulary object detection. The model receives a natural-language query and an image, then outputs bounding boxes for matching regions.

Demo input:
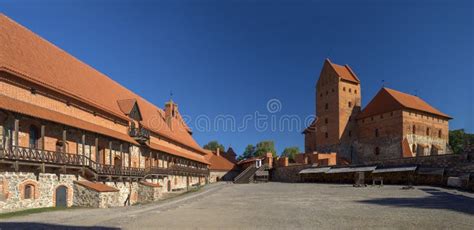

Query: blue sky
[1,0,473,155]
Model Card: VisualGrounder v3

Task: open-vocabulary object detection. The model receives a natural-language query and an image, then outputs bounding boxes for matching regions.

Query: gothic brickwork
[304,59,451,164]
[0,14,210,213]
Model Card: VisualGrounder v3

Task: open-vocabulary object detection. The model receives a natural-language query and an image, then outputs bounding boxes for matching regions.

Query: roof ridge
[344,64,360,82]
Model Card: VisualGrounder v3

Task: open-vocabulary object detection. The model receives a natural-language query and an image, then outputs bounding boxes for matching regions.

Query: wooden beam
[62,128,67,152]
[40,124,45,150]
[14,118,19,147]
[138,147,140,168]
[149,150,152,168]
[109,140,113,165]
[129,145,132,168]
[81,132,86,156]
[38,163,45,173]
[95,135,99,163]
[120,143,123,168]
[13,160,19,172]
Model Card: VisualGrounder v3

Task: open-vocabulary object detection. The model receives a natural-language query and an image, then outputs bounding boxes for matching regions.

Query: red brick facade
[305,59,451,164]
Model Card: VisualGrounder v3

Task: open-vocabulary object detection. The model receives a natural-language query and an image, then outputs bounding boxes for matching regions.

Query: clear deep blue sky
[1,0,473,155]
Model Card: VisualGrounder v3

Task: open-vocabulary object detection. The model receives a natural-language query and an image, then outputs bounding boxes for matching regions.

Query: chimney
[164,100,178,129]
[216,148,220,156]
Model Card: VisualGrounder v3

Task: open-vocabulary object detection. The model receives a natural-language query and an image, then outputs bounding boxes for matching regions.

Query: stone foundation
[0,172,76,213]
[0,172,208,212]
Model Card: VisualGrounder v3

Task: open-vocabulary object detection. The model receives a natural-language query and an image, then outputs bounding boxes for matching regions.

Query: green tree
[254,141,277,157]
[203,141,225,152]
[449,129,473,154]
[242,144,256,159]
[281,146,300,161]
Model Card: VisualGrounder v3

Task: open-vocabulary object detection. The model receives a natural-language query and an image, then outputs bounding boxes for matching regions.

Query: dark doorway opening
[55,186,67,207]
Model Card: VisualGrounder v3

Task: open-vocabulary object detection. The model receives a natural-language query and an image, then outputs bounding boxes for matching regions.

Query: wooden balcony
[0,146,208,179]
[128,127,150,144]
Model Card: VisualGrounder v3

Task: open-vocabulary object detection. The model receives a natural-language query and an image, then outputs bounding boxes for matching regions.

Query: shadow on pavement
[358,188,474,215]
[0,222,120,230]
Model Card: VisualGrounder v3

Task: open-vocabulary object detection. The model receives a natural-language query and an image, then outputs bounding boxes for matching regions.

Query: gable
[117,99,142,121]
[129,103,142,121]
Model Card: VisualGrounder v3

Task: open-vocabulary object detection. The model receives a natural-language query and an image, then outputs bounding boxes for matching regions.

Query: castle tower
[313,59,361,162]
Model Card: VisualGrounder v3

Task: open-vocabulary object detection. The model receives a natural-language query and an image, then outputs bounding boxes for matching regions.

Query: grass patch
[0,207,73,219]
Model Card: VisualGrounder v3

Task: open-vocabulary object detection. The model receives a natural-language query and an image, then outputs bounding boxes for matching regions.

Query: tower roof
[358,87,451,119]
[326,59,360,84]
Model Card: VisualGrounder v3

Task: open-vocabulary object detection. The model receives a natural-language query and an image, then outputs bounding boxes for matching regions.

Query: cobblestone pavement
[1,182,473,229]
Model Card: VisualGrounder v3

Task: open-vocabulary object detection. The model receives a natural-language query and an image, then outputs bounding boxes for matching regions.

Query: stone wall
[137,182,161,203]
[105,181,139,206]
[271,164,310,183]
[0,172,76,213]
[73,182,104,208]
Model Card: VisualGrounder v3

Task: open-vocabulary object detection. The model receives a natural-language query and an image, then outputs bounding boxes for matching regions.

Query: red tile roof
[205,150,237,171]
[117,99,138,116]
[147,142,209,164]
[358,87,451,119]
[0,14,207,157]
[75,180,119,192]
[326,59,360,84]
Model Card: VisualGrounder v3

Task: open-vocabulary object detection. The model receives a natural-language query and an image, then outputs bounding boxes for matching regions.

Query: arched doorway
[55,186,68,207]
[167,180,171,192]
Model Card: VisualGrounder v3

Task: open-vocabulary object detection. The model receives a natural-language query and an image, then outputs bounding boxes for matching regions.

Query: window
[412,125,416,134]
[29,125,39,148]
[374,147,380,155]
[24,184,34,199]
[426,127,430,136]
[349,88,352,93]
[325,118,328,124]
[348,101,352,108]
[325,132,329,138]
[438,130,442,138]
[375,128,379,137]
[325,103,328,110]
[355,90,357,94]
[343,87,346,91]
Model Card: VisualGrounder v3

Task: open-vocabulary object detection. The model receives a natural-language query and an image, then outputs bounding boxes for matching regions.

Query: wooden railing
[0,146,208,178]
[0,146,88,167]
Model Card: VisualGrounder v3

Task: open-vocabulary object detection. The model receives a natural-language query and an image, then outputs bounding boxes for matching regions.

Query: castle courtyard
[1,182,473,229]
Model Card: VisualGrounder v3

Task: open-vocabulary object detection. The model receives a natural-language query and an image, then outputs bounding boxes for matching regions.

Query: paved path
[1,182,473,229]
